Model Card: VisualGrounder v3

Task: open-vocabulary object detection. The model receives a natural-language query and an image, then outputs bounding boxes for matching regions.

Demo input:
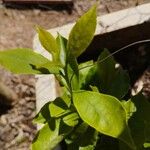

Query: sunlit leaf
[56,33,67,66]
[32,119,62,150]
[73,91,135,149]
[36,61,62,74]
[67,5,97,57]
[63,112,79,127]
[32,119,72,150]
[0,48,57,74]
[37,26,59,61]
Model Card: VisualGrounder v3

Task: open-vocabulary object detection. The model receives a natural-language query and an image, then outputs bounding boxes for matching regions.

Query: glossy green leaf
[0,48,57,74]
[67,5,97,57]
[122,93,150,149]
[32,119,62,150]
[73,91,135,149]
[56,33,67,66]
[63,112,79,127]
[32,119,72,150]
[37,26,59,61]
[96,49,130,99]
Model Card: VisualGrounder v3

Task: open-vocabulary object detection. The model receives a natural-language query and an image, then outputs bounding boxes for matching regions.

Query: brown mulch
[0,69,36,149]
[0,0,150,150]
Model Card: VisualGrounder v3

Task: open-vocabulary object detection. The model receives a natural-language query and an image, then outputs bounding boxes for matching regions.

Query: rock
[132,67,150,98]
[0,81,18,105]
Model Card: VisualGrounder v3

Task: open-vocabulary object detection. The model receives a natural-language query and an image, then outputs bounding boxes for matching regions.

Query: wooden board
[2,0,72,4]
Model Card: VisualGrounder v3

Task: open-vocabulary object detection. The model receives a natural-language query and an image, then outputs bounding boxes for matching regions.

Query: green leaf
[67,5,97,57]
[107,69,130,98]
[37,26,59,61]
[89,85,99,92]
[0,48,58,74]
[36,61,62,74]
[66,123,98,150]
[63,112,79,127]
[78,60,95,89]
[33,94,71,124]
[144,143,150,148]
[32,119,72,150]
[67,53,79,90]
[73,91,135,150]
[71,60,95,91]
[56,33,67,66]
[122,93,150,149]
[49,95,71,118]
[33,102,51,124]
[77,50,130,99]
[32,119,62,150]
[121,100,136,120]
[96,49,130,99]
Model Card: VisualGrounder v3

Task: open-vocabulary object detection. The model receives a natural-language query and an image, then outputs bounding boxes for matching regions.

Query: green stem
[64,63,73,102]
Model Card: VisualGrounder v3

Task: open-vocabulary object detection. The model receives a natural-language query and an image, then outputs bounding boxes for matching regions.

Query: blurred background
[0,0,150,149]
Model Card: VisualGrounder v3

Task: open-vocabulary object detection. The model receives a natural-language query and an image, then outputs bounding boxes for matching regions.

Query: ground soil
[0,0,150,150]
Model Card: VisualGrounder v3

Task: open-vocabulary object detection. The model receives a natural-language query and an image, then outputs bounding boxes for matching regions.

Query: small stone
[0,115,8,125]
[0,81,18,104]
[33,9,41,16]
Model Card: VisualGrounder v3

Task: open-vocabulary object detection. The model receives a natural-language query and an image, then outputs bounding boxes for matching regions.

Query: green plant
[0,5,150,150]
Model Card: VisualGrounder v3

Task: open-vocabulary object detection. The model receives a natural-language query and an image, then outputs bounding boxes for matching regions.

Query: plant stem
[64,63,73,103]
